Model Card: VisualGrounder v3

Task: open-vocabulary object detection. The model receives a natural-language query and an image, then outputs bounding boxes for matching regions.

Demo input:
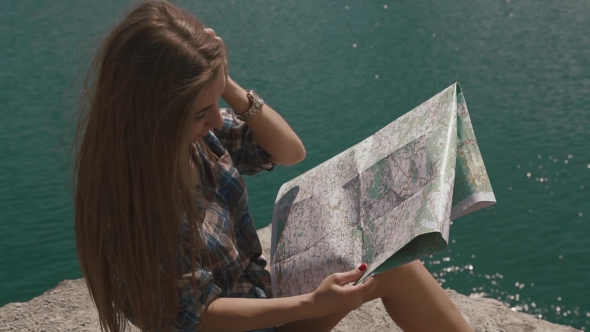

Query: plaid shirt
[125,109,274,331]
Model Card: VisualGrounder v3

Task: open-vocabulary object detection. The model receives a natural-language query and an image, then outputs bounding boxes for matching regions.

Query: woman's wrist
[300,292,324,319]
[306,289,337,318]
[221,77,250,115]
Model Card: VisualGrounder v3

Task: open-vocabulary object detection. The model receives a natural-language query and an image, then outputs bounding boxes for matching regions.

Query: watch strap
[236,90,264,121]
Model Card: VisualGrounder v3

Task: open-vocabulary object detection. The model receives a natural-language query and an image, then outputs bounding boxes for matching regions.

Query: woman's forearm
[199,293,317,332]
[221,78,306,166]
[197,253,376,331]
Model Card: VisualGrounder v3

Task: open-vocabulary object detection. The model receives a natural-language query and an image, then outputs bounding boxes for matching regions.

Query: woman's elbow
[274,142,306,166]
[292,143,306,164]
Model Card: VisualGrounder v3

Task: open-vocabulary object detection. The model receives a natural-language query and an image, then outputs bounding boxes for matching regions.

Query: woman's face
[189,70,226,143]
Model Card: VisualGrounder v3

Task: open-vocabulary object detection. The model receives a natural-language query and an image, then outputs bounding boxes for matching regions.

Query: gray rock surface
[0,226,579,332]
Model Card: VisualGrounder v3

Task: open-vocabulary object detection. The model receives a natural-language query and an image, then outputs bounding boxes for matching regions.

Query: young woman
[74,1,472,331]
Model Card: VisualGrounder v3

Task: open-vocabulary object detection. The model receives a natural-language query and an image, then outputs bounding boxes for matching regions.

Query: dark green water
[1,0,589,329]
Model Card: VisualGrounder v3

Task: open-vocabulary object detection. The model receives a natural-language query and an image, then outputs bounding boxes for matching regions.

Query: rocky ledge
[0,226,580,332]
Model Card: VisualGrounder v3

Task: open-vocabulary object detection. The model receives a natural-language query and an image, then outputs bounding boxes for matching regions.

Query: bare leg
[278,260,471,332]
[276,310,349,332]
[364,260,472,332]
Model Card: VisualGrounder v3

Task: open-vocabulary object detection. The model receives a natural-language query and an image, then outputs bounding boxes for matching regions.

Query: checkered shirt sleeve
[212,109,275,175]
[174,264,222,330]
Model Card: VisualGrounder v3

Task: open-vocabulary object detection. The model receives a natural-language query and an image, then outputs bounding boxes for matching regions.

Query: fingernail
[358,263,367,272]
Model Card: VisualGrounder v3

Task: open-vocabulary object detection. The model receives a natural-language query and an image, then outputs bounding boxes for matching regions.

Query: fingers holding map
[270,83,496,298]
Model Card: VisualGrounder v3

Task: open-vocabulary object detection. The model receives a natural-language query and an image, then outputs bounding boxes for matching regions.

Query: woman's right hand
[310,263,380,317]
[203,28,228,81]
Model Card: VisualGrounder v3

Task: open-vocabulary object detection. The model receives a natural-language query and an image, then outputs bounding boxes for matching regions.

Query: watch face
[250,90,264,104]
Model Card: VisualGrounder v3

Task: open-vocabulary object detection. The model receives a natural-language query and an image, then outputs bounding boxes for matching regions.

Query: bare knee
[395,260,424,272]
[367,260,429,300]
[377,260,425,282]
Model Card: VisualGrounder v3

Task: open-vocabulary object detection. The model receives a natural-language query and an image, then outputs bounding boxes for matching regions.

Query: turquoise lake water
[1,0,589,329]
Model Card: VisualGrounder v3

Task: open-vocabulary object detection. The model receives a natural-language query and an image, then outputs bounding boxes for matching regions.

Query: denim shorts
[244,286,277,332]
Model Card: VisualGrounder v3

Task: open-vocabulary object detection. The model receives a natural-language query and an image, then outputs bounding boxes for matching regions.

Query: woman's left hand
[203,28,229,81]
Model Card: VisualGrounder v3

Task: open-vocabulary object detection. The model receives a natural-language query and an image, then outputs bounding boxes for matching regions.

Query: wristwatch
[235,89,264,121]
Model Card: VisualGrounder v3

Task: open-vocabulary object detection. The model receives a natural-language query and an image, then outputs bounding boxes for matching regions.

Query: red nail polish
[358,263,367,272]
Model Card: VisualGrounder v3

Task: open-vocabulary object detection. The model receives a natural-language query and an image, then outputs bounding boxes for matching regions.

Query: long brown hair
[73,1,226,330]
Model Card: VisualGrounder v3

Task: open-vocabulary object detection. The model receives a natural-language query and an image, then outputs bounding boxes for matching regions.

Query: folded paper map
[270,83,495,298]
